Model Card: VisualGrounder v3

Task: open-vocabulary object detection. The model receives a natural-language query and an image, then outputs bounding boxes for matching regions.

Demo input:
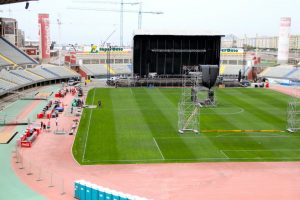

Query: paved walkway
[0,85,60,200]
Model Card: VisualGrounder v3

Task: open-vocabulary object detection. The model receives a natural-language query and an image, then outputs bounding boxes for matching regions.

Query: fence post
[27,161,33,175]
[15,147,20,163]
[36,168,42,181]
[19,151,24,169]
[48,173,54,187]
[61,178,65,195]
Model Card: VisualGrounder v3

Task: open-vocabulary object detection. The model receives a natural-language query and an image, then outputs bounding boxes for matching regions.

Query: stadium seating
[81,64,108,76]
[11,69,44,81]
[27,66,58,79]
[40,64,79,77]
[81,64,131,76]
[0,65,80,96]
[79,65,93,76]
[0,36,81,97]
[286,67,300,79]
[0,57,11,66]
[259,65,300,80]
[0,78,18,90]
[111,65,131,74]
[0,37,37,66]
[0,69,31,85]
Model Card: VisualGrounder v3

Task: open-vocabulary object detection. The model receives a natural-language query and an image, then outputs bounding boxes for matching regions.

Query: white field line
[130,88,133,95]
[215,133,287,137]
[70,140,82,167]
[82,158,226,163]
[220,150,230,159]
[223,149,300,152]
[82,88,96,161]
[216,135,291,138]
[201,108,245,115]
[155,136,204,139]
[82,157,300,163]
[83,158,164,163]
[155,135,293,140]
[153,137,165,160]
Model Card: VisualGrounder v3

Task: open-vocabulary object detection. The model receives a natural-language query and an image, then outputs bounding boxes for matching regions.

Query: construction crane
[69,0,163,47]
[101,28,117,46]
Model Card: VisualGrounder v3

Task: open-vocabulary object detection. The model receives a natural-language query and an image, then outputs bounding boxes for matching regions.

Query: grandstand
[110,64,132,75]
[0,37,37,67]
[80,64,108,77]
[65,49,132,79]
[0,78,18,91]
[27,64,79,79]
[0,65,80,96]
[0,36,80,97]
[259,64,300,81]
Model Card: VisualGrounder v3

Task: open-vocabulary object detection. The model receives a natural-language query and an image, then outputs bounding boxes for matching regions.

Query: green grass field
[72,87,300,164]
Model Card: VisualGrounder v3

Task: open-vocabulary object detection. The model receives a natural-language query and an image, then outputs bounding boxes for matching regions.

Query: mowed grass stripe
[223,149,300,160]
[249,135,300,159]
[157,88,181,107]
[200,106,271,159]
[153,88,228,159]
[218,89,285,130]
[212,136,300,160]
[83,89,119,162]
[110,88,163,160]
[230,88,287,117]
[134,88,199,160]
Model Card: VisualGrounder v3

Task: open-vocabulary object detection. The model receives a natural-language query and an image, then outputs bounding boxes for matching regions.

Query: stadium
[0,0,300,200]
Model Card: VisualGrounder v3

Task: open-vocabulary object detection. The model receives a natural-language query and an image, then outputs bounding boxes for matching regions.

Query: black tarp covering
[133,34,222,77]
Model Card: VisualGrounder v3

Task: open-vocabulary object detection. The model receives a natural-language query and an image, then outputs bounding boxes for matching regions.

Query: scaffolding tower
[287,89,300,132]
[178,66,201,134]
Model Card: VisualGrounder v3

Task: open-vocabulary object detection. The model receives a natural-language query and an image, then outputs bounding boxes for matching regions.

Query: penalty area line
[153,137,165,160]
[220,150,230,159]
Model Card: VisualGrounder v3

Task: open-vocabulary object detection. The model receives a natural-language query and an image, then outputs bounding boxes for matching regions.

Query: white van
[68,80,75,86]
[110,77,119,81]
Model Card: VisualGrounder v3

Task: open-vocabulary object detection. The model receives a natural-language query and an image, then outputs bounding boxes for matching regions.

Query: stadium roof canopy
[0,0,37,5]
[0,37,38,67]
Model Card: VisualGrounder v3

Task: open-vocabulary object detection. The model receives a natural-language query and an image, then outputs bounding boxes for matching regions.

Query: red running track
[269,85,300,98]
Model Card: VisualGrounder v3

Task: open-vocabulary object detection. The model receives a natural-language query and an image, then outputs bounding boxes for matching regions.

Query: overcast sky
[0,0,299,46]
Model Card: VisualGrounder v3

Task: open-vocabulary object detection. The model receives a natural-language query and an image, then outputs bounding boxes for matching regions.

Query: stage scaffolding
[287,88,300,132]
[178,66,201,134]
